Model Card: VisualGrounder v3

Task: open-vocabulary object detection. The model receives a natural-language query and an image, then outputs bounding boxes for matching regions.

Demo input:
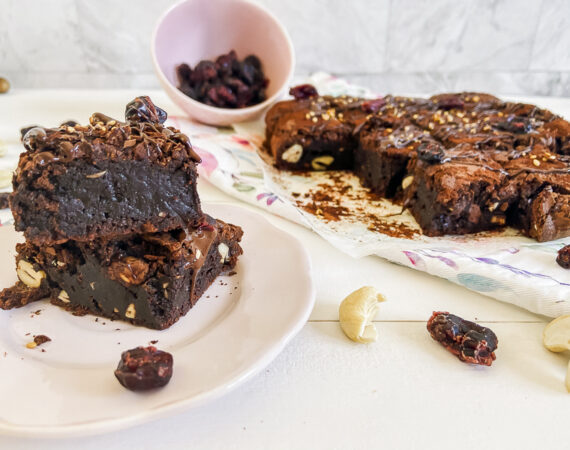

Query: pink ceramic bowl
[152,0,295,126]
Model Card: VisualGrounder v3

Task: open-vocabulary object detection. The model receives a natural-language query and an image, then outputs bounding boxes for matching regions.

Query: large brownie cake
[12,96,203,244]
[264,87,570,241]
[0,216,243,330]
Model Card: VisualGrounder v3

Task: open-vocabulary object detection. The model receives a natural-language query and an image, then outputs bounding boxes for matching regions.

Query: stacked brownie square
[265,88,570,242]
[0,97,243,329]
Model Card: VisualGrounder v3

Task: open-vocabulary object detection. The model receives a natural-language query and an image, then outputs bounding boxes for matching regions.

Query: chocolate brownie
[355,119,435,198]
[0,216,243,330]
[403,143,509,236]
[11,97,203,244]
[265,94,374,171]
[265,86,570,241]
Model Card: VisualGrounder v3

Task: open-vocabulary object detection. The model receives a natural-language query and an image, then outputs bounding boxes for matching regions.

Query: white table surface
[0,90,569,450]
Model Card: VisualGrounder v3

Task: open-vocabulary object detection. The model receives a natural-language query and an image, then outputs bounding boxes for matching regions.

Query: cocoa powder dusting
[294,170,420,239]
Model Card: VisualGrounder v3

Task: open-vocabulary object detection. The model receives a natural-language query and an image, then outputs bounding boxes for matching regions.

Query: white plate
[0,203,315,437]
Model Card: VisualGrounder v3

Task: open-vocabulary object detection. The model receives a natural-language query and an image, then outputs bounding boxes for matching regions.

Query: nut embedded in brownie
[11,96,203,244]
[0,216,244,330]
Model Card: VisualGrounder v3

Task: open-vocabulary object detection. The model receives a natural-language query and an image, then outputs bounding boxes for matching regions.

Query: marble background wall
[1,0,569,96]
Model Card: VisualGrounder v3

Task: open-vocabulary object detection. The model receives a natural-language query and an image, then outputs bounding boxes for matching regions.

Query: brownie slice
[11,96,203,244]
[0,216,243,330]
[497,145,570,241]
[403,143,509,236]
[355,120,435,198]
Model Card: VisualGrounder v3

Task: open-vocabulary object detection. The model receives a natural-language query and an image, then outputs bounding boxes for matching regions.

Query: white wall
[1,0,569,95]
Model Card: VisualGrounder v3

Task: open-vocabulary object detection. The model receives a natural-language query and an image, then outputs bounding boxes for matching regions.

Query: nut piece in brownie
[11,96,203,244]
[0,216,243,330]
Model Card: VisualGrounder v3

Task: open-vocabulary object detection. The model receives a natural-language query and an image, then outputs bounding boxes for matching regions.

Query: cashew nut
[401,175,414,190]
[339,286,386,343]
[16,260,46,288]
[281,144,303,163]
[218,243,230,263]
[543,314,570,392]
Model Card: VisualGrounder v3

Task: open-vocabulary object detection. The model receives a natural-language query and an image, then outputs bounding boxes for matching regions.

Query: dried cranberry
[216,85,238,106]
[435,94,465,110]
[22,127,47,151]
[190,60,217,83]
[175,50,268,109]
[33,334,51,346]
[494,117,532,134]
[215,50,237,76]
[125,96,167,124]
[427,311,498,366]
[417,142,447,164]
[239,61,257,86]
[244,55,262,71]
[557,245,570,269]
[198,220,215,232]
[289,84,319,100]
[114,346,173,391]
[176,63,193,84]
[361,98,386,113]
[20,125,40,140]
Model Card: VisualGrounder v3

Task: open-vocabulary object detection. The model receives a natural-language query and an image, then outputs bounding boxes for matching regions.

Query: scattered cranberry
[557,245,570,269]
[33,335,51,346]
[114,346,173,391]
[427,311,498,366]
[176,50,268,109]
[361,98,386,113]
[289,84,318,100]
[417,142,447,164]
[495,117,532,134]
[125,96,167,124]
[435,94,465,110]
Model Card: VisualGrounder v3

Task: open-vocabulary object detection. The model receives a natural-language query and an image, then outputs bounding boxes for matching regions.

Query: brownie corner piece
[11,96,203,244]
